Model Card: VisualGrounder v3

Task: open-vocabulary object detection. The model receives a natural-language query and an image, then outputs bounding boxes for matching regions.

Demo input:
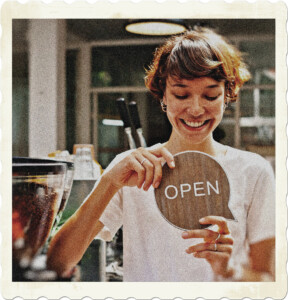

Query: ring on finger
[215,233,221,243]
[140,158,147,165]
[214,243,217,251]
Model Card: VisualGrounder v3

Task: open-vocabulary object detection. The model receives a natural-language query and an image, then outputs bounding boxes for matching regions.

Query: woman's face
[164,76,225,146]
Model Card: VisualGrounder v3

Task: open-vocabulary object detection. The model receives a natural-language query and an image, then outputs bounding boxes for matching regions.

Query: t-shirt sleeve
[97,189,123,241]
[247,160,275,244]
[93,152,131,241]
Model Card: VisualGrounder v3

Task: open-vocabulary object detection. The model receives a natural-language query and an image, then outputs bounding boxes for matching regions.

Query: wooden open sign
[154,151,235,230]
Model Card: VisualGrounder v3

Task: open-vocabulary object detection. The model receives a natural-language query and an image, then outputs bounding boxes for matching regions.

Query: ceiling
[66,19,275,41]
[13,19,275,51]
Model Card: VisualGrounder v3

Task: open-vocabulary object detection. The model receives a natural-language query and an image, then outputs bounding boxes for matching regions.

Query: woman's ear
[163,93,167,105]
[160,94,167,113]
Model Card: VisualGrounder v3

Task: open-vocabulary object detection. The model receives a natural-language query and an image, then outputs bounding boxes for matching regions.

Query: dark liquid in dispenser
[13,180,59,266]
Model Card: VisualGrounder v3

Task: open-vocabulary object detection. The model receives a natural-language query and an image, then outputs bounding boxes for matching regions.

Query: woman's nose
[185,97,205,117]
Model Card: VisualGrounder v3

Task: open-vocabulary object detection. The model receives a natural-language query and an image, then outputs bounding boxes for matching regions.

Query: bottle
[73,148,84,180]
[73,144,102,180]
[81,147,94,179]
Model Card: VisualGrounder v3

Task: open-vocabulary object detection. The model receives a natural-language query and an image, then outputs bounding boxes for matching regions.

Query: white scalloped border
[1,1,287,299]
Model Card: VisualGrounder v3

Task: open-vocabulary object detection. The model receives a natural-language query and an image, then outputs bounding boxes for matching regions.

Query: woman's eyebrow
[169,82,222,89]
[171,83,188,87]
[206,84,221,89]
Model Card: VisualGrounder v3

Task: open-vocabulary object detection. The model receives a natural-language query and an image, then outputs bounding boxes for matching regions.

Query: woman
[47,27,275,282]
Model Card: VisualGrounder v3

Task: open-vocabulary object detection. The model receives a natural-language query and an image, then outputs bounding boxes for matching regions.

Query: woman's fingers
[217,234,233,245]
[109,146,174,190]
[134,155,159,190]
[182,229,233,244]
[181,216,234,277]
[125,156,146,189]
[185,242,233,254]
[121,146,174,191]
[136,151,163,189]
[139,158,155,191]
[131,146,175,190]
[149,146,176,187]
[199,216,230,234]
[182,230,233,244]
[193,250,231,260]
[150,146,175,169]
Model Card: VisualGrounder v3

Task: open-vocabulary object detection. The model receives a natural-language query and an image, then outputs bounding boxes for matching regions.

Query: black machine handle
[128,101,142,130]
[116,97,136,149]
[116,98,132,129]
[128,101,147,148]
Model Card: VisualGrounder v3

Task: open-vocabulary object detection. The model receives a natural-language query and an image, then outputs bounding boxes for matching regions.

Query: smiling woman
[47,26,275,283]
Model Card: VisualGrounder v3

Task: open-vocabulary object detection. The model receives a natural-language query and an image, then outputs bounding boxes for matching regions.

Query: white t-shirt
[96,145,275,282]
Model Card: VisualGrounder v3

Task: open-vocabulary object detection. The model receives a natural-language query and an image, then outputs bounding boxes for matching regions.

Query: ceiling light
[125,19,187,36]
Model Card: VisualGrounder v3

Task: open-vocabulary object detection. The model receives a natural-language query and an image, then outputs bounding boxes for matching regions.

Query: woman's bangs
[167,39,223,79]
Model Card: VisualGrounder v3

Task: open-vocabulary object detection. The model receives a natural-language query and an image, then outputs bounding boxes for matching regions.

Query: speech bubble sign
[154,151,235,230]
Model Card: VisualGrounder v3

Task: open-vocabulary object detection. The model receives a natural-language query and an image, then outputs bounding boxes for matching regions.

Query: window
[88,37,275,167]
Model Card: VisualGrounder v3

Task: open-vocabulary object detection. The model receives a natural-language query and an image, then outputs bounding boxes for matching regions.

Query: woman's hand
[182,216,234,278]
[105,146,175,191]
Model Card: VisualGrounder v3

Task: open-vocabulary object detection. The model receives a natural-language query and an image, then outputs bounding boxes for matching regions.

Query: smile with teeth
[181,119,209,128]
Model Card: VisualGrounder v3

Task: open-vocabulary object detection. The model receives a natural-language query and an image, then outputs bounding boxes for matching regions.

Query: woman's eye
[205,95,219,101]
[175,95,188,100]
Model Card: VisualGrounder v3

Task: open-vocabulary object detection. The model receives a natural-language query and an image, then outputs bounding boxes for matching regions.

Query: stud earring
[160,99,167,112]
[223,102,228,110]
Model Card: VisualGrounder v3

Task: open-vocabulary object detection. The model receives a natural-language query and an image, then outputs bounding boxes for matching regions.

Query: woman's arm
[46,174,118,277]
[241,238,275,281]
[182,217,275,281]
[242,159,275,281]
[47,146,175,277]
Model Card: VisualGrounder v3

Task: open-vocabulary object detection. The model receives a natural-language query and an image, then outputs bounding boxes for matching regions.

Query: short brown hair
[145,27,251,102]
